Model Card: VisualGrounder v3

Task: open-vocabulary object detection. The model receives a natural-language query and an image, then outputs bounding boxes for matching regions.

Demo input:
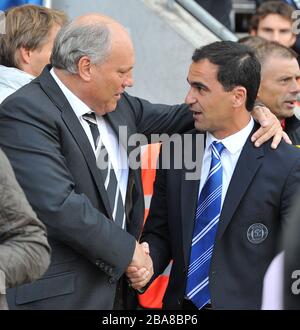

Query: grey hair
[51,21,111,74]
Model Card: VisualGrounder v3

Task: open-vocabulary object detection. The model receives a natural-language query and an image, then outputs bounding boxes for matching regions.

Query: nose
[271,31,281,43]
[185,88,197,105]
[290,78,300,94]
[124,72,134,88]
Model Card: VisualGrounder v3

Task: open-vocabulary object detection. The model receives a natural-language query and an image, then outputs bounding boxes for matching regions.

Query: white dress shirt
[50,69,129,203]
[198,117,254,208]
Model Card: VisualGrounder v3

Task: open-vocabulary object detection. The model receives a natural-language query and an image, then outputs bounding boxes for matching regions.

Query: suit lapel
[215,128,264,241]
[181,132,205,267]
[39,66,113,218]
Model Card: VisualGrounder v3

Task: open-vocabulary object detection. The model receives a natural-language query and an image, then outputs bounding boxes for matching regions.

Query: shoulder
[263,141,300,169]
[0,78,61,124]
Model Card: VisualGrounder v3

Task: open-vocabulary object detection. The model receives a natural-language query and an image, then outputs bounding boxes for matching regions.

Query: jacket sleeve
[122,93,194,139]
[0,149,51,288]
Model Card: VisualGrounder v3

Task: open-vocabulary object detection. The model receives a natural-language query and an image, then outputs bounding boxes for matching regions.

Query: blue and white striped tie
[185,141,225,309]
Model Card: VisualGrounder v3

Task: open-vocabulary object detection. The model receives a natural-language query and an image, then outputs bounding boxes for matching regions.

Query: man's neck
[212,112,252,140]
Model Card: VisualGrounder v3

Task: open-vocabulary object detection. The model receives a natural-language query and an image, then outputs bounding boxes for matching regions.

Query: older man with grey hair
[0,13,286,310]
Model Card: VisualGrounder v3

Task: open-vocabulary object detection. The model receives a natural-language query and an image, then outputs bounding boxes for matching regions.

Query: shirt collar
[206,117,254,155]
[50,68,93,118]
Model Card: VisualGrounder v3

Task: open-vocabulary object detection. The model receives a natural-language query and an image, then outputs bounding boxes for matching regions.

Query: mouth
[114,93,122,100]
[190,109,203,119]
[284,100,297,109]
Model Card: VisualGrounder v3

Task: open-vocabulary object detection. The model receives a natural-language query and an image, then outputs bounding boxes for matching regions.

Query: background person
[250,1,296,49]
[0,4,67,103]
[255,41,300,145]
[0,148,51,310]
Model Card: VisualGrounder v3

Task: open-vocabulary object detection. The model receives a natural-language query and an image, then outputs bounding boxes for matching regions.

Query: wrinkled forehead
[188,59,219,81]
[262,54,299,74]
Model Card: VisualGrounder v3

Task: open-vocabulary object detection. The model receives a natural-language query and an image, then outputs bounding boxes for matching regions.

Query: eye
[191,84,206,92]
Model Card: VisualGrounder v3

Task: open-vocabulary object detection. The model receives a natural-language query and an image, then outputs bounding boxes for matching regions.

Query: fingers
[270,129,284,149]
[127,267,149,282]
[282,131,292,145]
[126,267,151,290]
[127,241,154,290]
[131,241,149,268]
[251,107,284,148]
[251,123,278,147]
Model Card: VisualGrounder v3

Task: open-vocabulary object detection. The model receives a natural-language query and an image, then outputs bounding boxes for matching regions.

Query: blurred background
[0,0,295,104]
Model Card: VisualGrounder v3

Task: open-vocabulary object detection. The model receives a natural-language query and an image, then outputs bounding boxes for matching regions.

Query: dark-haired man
[127,41,300,309]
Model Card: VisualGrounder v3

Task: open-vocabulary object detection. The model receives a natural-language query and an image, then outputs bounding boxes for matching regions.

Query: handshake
[126,241,153,291]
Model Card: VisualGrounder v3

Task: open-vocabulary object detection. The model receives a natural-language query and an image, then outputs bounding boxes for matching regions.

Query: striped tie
[185,141,225,309]
[83,112,126,229]
[82,112,99,149]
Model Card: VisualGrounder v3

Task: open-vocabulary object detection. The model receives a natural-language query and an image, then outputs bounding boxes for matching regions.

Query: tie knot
[82,112,97,125]
[211,141,225,159]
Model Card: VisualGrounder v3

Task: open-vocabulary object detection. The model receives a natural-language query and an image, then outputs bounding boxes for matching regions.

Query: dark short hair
[255,40,298,66]
[250,1,294,32]
[192,41,261,111]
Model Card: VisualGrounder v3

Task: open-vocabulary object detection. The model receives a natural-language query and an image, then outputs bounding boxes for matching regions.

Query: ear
[256,85,262,100]
[249,29,257,37]
[18,47,31,65]
[232,86,247,108]
[290,34,297,47]
[77,56,92,82]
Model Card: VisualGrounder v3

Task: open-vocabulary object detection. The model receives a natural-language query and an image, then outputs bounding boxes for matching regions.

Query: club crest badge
[247,223,268,244]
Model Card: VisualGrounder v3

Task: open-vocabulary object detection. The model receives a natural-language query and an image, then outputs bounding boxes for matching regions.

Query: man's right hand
[126,242,153,290]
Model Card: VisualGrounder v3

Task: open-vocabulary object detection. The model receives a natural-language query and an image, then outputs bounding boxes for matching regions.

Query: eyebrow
[276,74,300,81]
[261,27,291,32]
[187,78,209,91]
[118,66,134,72]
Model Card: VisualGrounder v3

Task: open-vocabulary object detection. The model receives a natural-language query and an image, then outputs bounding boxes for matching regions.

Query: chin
[194,121,205,131]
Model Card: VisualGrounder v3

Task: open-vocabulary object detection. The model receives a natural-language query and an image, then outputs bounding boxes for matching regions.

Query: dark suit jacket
[285,115,300,146]
[141,126,300,309]
[0,65,193,310]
